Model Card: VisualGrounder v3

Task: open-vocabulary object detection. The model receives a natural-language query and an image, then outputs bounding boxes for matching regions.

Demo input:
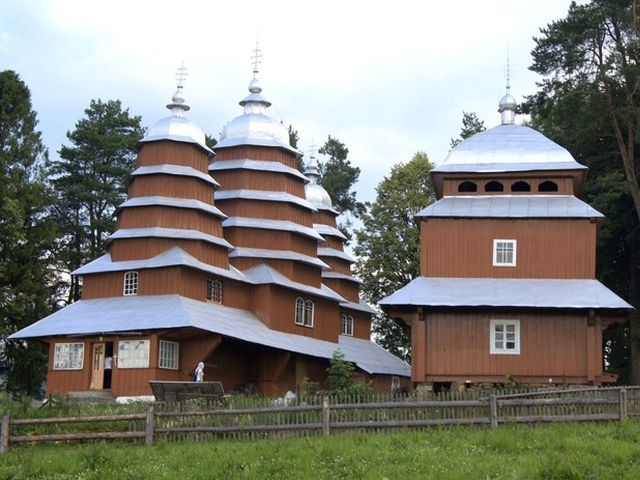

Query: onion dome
[215,68,299,154]
[498,91,517,125]
[304,159,333,208]
[139,82,213,155]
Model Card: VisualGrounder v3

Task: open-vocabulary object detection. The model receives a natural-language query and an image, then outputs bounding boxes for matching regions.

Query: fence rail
[2,386,639,452]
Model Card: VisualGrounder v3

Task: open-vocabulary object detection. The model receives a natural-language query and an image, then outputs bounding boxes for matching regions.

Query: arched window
[206,278,223,304]
[539,180,559,192]
[458,181,477,193]
[123,271,138,296]
[341,314,354,336]
[511,181,531,192]
[485,181,504,192]
[304,300,314,327]
[295,297,305,325]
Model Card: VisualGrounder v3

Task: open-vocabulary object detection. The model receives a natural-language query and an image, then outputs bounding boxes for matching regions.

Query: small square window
[53,342,84,370]
[118,340,150,368]
[206,278,223,304]
[490,320,520,355]
[123,271,139,296]
[295,297,305,325]
[158,340,179,370]
[341,314,354,336]
[304,300,314,327]
[493,239,517,267]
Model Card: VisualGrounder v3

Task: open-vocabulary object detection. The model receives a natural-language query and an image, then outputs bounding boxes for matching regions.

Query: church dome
[139,85,213,155]
[304,161,333,208]
[215,74,298,154]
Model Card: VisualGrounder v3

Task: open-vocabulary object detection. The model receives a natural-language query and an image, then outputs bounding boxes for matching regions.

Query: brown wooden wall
[128,175,213,203]
[215,198,312,226]
[214,146,298,170]
[214,170,305,197]
[324,278,360,303]
[321,257,353,276]
[442,176,575,196]
[109,237,229,267]
[314,211,338,227]
[224,228,318,258]
[117,206,224,237]
[320,236,344,250]
[421,218,597,278]
[413,310,607,384]
[230,257,322,287]
[138,141,211,171]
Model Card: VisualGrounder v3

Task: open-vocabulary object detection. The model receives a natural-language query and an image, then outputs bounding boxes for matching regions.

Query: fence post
[145,404,154,447]
[489,395,498,428]
[619,388,628,421]
[322,396,330,437]
[0,414,9,453]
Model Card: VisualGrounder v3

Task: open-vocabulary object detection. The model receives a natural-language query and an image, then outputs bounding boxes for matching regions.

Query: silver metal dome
[498,92,517,125]
[215,69,298,154]
[304,160,333,208]
[139,84,213,155]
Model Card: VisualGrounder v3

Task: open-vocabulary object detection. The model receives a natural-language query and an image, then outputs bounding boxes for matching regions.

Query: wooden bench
[149,381,227,404]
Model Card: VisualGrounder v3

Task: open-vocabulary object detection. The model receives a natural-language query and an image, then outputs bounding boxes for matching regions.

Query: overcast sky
[1,0,574,204]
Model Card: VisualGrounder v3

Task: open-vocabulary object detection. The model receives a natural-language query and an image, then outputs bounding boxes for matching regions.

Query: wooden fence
[2,386,639,452]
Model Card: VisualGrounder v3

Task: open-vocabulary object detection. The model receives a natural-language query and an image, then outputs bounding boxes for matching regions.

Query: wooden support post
[0,415,9,453]
[322,396,330,437]
[619,389,628,421]
[489,396,498,428]
[145,404,154,447]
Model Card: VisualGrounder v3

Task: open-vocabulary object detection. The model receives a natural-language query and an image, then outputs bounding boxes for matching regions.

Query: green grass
[1,421,640,479]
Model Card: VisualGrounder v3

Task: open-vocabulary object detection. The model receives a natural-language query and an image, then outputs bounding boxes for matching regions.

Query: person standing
[104,355,113,389]
[193,362,204,383]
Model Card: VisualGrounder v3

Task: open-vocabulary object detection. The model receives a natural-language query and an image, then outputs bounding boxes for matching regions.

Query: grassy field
[1,421,639,479]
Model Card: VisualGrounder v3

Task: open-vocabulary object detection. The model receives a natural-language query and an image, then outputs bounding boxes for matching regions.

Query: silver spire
[240,41,271,111]
[498,51,516,125]
[304,142,321,183]
[166,61,190,116]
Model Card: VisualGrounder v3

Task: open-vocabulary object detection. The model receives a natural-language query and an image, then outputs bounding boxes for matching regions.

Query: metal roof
[106,228,234,250]
[229,247,328,269]
[379,277,633,310]
[116,196,226,219]
[244,264,344,302]
[223,217,324,241]
[72,247,247,282]
[313,224,347,240]
[434,124,586,173]
[215,189,317,211]
[131,165,219,187]
[318,248,355,263]
[209,158,308,182]
[322,271,363,285]
[339,301,376,315]
[9,294,409,377]
[417,195,604,219]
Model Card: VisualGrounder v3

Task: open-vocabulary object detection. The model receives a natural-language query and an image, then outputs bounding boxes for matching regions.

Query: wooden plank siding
[314,211,339,226]
[128,175,213,204]
[323,278,360,303]
[215,199,313,226]
[117,206,224,237]
[442,176,575,196]
[230,257,323,287]
[214,146,299,170]
[138,142,212,172]
[223,228,319,258]
[213,170,305,197]
[320,236,344,250]
[418,310,606,384]
[320,257,353,276]
[109,238,230,267]
[421,218,597,278]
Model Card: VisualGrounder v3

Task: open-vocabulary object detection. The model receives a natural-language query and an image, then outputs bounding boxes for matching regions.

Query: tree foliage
[49,99,144,303]
[526,0,640,383]
[450,111,486,147]
[325,349,372,397]
[354,152,436,361]
[0,70,58,396]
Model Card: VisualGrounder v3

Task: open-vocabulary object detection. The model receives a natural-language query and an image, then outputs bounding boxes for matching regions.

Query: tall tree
[527,0,640,382]
[450,111,486,147]
[49,99,144,303]
[354,152,436,361]
[0,70,58,396]
[318,135,366,218]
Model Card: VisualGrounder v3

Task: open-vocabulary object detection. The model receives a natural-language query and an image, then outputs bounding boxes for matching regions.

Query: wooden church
[380,88,633,389]
[11,65,409,399]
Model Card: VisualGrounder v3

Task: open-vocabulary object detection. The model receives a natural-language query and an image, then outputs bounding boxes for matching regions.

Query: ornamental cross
[251,40,262,75]
[503,47,512,93]
[176,61,188,87]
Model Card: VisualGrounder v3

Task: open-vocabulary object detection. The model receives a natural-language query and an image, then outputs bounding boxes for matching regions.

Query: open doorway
[103,342,114,389]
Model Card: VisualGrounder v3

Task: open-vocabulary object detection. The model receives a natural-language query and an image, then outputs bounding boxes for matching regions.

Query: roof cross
[176,61,188,87]
[251,40,262,76]
[503,47,512,94]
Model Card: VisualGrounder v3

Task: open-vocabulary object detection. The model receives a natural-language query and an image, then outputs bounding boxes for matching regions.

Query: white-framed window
[391,375,401,392]
[206,278,223,304]
[341,314,354,336]
[118,339,150,368]
[493,239,517,267]
[304,300,314,327]
[123,271,139,296]
[53,342,84,370]
[490,319,520,355]
[295,297,305,325]
[158,340,179,370]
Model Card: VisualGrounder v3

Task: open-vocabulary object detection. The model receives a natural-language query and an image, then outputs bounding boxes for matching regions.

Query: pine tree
[0,70,58,396]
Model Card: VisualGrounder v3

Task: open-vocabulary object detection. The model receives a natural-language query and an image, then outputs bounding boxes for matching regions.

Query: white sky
[1,0,573,204]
